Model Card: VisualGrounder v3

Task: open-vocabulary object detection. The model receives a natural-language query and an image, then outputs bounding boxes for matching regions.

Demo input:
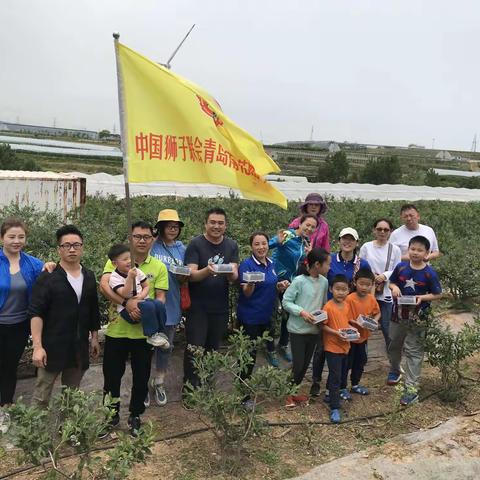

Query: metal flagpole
[112,32,135,259]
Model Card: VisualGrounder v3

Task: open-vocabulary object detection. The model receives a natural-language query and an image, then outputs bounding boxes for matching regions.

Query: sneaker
[340,388,352,401]
[400,390,419,406]
[151,379,167,406]
[310,382,321,397]
[387,371,402,385]
[127,415,141,438]
[266,351,280,368]
[0,410,11,434]
[323,391,330,404]
[144,391,150,408]
[330,408,341,424]
[146,332,170,349]
[98,412,120,439]
[285,395,296,408]
[351,385,369,395]
[292,394,309,406]
[278,344,292,363]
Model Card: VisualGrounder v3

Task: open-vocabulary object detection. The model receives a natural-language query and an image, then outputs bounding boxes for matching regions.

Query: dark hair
[108,243,130,261]
[1,217,27,237]
[249,231,269,245]
[372,218,394,230]
[400,203,419,214]
[56,225,83,244]
[355,268,375,282]
[131,220,154,235]
[409,235,430,251]
[205,207,227,223]
[155,221,182,241]
[300,248,330,276]
[330,274,349,287]
[299,214,318,226]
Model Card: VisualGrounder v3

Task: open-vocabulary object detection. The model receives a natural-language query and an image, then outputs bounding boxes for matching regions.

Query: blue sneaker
[278,344,292,363]
[330,409,341,424]
[400,390,419,406]
[351,385,369,395]
[387,371,402,385]
[266,351,279,368]
[340,388,352,401]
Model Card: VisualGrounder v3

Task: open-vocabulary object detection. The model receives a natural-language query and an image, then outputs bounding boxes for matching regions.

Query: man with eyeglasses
[99,220,168,437]
[182,207,239,399]
[390,204,440,262]
[29,225,100,408]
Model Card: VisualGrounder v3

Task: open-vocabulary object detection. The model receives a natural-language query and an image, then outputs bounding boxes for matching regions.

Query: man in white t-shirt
[390,204,440,261]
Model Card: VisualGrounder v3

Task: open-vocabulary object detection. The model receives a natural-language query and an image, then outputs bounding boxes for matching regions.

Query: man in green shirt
[99,221,168,437]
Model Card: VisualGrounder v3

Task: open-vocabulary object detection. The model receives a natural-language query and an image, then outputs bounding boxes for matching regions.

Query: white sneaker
[146,332,170,349]
[150,379,167,406]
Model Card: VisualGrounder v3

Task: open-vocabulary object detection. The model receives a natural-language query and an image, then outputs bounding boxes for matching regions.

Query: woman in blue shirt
[150,209,186,406]
[0,218,43,406]
[237,232,289,385]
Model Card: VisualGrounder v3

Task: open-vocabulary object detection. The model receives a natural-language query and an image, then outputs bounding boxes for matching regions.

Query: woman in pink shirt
[289,193,330,251]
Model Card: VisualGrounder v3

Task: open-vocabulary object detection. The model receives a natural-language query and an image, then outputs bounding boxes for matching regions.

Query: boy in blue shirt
[386,235,442,406]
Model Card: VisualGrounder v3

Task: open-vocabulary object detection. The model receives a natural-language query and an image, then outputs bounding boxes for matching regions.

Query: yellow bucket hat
[157,209,184,227]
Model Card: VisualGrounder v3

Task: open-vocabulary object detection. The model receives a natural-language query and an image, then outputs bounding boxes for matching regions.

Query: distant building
[408,144,425,149]
[435,150,453,161]
[0,121,99,140]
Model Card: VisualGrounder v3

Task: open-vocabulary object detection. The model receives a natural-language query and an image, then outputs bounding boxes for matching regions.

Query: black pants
[278,293,289,347]
[312,338,326,383]
[342,341,368,388]
[325,351,348,410]
[102,336,153,416]
[290,333,318,386]
[0,321,29,405]
[240,322,273,380]
[183,308,228,388]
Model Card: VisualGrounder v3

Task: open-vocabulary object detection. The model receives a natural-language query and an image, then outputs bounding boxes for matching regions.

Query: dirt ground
[1,313,479,479]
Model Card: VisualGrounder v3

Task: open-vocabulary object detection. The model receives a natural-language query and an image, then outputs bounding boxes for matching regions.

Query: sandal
[351,385,369,395]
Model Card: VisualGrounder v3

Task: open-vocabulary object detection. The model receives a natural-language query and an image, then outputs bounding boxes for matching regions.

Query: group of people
[0,196,443,435]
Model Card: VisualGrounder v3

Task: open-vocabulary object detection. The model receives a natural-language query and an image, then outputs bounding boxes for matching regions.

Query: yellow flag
[115,42,287,209]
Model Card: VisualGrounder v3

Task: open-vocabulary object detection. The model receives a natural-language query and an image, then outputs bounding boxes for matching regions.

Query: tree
[99,129,111,139]
[424,168,441,187]
[317,151,349,183]
[0,144,40,171]
[360,155,401,185]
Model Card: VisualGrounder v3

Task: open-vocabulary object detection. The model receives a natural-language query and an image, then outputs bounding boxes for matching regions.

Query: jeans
[102,336,153,416]
[290,333,318,385]
[0,321,29,405]
[240,322,274,380]
[120,298,167,337]
[183,308,228,388]
[388,320,425,389]
[154,325,176,371]
[325,351,348,410]
[378,300,393,347]
[343,341,368,387]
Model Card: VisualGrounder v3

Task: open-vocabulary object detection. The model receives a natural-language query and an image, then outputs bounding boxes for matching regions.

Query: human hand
[42,262,57,273]
[127,268,137,279]
[90,337,100,359]
[277,280,290,292]
[375,274,386,284]
[33,347,47,368]
[300,310,317,324]
[390,285,401,299]
[125,298,141,321]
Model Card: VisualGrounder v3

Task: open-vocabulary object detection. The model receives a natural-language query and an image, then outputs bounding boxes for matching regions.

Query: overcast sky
[1,0,479,150]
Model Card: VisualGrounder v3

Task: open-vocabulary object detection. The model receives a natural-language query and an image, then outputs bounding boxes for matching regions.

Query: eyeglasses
[131,234,153,241]
[166,225,180,231]
[375,228,390,233]
[59,242,83,250]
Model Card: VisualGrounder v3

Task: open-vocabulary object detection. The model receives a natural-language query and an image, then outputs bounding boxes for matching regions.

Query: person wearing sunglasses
[29,225,100,408]
[359,218,401,347]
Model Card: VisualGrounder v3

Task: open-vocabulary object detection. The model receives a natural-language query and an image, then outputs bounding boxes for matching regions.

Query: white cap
[339,227,359,241]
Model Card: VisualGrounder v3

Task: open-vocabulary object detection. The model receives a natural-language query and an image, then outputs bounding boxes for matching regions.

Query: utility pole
[310,125,314,142]
[472,134,477,152]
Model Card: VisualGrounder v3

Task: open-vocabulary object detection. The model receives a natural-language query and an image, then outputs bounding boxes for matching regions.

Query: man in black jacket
[30,225,100,408]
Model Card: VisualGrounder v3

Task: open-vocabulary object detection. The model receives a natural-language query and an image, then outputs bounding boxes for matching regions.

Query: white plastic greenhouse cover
[69,172,480,203]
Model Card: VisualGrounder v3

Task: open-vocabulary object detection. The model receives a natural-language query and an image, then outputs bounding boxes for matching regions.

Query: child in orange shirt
[343,269,380,398]
[322,274,352,423]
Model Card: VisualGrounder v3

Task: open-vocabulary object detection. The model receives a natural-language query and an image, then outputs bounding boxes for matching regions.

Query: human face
[162,222,181,244]
[339,235,358,253]
[205,213,226,241]
[373,221,392,242]
[306,204,321,216]
[355,277,373,297]
[1,226,26,256]
[251,235,268,261]
[129,227,154,256]
[408,242,428,263]
[58,234,83,265]
[113,251,132,274]
[401,208,420,230]
[331,281,349,303]
[298,217,318,237]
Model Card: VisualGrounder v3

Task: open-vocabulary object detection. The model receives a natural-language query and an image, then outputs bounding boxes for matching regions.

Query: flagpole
[113,32,135,258]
